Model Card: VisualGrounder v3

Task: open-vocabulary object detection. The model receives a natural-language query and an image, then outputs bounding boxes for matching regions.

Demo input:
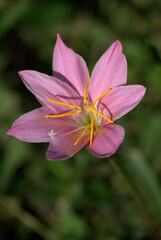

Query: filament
[92,107,113,123]
[90,111,94,145]
[48,98,81,109]
[74,124,90,146]
[46,110,81,118]
[91,89,112,107]
[84,82,90,110]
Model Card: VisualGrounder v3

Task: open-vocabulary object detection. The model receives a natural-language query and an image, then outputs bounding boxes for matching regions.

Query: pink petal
[47,127,90,160]
[89,40,127,101]
[19,70,81,112]
[7,107,76,143]
[87,124,125,158]
[53,34,89,96]
[7,107,53,142]
[99,85,146,120]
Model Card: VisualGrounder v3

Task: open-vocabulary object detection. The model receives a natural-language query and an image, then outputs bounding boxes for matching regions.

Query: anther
[92,108,113,123]
[74,124,90,146]
[84,75,90,110]
[84,83,90,110]
[90,111,94,145]
[92,89,112,106]
[46,110,81,118]
[48,99,81,109]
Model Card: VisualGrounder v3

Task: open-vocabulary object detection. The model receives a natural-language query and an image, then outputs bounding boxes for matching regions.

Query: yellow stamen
[86,107,92,115]
[92,107,113,123]
[84,82,90,110]
[91,89,112,107]
[46,110,81,118]
[48,98,81,109]
[84,75,90,110]
[74,124,90,146]
[85,89,112,115]
[46,75,113,147]
[90,111,94,145]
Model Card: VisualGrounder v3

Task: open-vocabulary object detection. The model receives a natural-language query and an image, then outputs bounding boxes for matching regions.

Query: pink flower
[7,35,146,160]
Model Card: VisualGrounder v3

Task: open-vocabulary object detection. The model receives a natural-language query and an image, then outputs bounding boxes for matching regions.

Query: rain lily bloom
[7,35,146,160]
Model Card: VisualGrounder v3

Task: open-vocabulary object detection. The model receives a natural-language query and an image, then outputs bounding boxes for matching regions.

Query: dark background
[1,0,161,239]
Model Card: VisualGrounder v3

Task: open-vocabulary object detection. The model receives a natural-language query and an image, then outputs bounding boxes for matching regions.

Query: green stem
[109,158,161,240]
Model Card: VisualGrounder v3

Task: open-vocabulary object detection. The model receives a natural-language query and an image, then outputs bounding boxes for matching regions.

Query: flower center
[45,75,114,145]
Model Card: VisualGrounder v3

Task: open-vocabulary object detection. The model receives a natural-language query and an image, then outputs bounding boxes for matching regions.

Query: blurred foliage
[0,0,161,239]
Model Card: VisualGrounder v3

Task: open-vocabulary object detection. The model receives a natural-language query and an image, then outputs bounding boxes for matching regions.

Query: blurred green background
[1,0,161,239]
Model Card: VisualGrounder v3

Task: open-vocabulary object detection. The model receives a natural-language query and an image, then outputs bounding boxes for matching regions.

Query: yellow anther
[84,82,90,110]
[46,76,113,147]
[86,107,92,115]
[74,124,90,146]
[86,106,113,123]
[85,89,112,115]
[48,98,81,109]
[46,110,81,118]
[90,111,94,145]
[92,107,113,123]
[91,89,112,107]
[84,75,90,110]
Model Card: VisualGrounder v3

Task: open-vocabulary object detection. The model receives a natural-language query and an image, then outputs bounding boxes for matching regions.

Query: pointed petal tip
[18,70,23,76]
[56,33,63,44]
[7,128,13,136]
[18,70,41,82]
[18,71,31,84]
[55,33,66,49]
[7,125,17,136]
[7,130,11,135]
[115,40,122,51]
[18,70,28,79]
[138,85,146,97]
[116,39,121,44]
[57,33,61,39]
[142,86,146,98]
[143,86,146,92]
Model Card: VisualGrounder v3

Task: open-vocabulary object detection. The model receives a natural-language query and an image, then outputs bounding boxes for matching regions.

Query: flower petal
[53,34,89,96]
[19,70,81,112]
[46,127,90,160]
[87,124,125,158]
[100,85,146,120]
[7,107,54,142]
[7,107,76,143]
[89,40,127,100]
